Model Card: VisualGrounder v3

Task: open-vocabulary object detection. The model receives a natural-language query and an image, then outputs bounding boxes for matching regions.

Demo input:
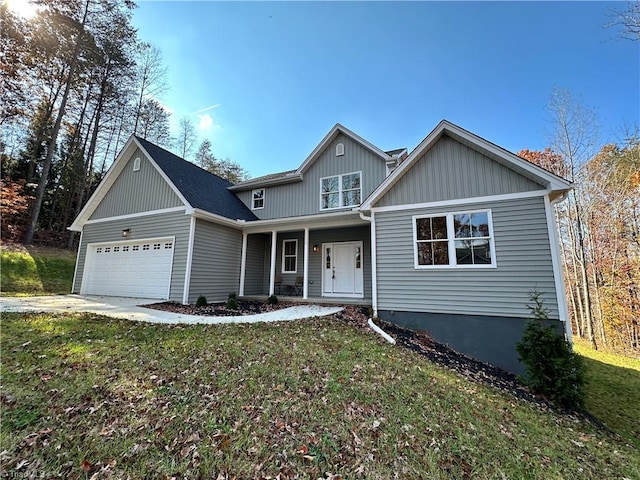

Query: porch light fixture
[121,228,130,238]
[312,244,320,253]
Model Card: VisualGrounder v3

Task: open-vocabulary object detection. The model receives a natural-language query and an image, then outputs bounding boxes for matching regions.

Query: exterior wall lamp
[312,244,320,253]
[122,228,130,238]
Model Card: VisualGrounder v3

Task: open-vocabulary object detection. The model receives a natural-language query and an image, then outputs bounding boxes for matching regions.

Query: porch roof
[239,210,370,234]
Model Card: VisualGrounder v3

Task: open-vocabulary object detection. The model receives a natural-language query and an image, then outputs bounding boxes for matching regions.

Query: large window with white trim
[414,210,495,268]
[282,239,298,273]
[320,171,361,210]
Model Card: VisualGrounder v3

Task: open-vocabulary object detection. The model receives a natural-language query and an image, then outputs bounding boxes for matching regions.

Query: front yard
[1,312,638,479]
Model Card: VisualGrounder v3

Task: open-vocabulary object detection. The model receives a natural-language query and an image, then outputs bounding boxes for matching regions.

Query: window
[336,143,345,156]
[133,157,141,172]
[252,188,264,210]
[414,210,495,268]
[132,245,139,251]
[282,239,298,273]
[123,246,129,252]
[96,247,103,253]
[320,172,361,210]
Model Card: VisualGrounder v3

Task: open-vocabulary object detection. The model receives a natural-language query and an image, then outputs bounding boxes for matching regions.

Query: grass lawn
[573,339,640,449]
[1,313,638,479]
[0,245,76,296]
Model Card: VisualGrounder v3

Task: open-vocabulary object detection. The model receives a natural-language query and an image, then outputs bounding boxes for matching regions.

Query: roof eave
[228,173,304,192]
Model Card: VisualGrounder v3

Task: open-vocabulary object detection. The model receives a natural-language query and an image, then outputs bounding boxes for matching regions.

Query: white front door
[322,241,363,298]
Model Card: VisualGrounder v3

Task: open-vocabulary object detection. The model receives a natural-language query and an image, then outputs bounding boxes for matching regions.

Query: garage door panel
[82,237,174,299]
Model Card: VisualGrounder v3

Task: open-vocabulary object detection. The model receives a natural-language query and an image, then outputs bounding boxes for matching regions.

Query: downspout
[547,191,572,343]
[359,210,378,318]
[368,318,396,344]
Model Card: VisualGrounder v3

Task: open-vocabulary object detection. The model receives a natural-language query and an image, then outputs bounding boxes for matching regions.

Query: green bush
[267,295,278,305]
[226,292,238,310]
[516,291,585,410]
[196,295,207,307]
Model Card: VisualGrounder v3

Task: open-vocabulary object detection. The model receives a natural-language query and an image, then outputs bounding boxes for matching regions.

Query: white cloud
[198,114,213,131]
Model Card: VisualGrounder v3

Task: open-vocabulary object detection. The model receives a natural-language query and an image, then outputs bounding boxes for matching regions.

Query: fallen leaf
[81,459,92,472]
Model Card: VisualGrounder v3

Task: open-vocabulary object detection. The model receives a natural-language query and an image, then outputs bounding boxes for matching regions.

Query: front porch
[240,295,372,307]
[238,216,373,304]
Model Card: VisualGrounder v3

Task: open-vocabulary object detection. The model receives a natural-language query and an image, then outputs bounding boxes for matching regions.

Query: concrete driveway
[0,294,343,324]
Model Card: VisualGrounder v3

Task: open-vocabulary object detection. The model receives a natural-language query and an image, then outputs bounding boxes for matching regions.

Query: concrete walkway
[0,294,343,324]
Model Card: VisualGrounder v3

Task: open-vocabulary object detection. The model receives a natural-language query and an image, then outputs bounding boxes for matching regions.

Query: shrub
[516,291,585,410]
[226,292,238,310]
[268,295,278,305]
[196,295,207,307]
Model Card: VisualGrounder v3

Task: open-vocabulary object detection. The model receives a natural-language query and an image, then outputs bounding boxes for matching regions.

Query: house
[69,120,572,374]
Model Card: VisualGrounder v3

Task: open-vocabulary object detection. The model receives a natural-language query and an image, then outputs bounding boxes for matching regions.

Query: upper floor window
[320,171,361,210]
[336,143,345,156]
[414,210,495,268]
[133,157,141,171]
[252,188,264,210]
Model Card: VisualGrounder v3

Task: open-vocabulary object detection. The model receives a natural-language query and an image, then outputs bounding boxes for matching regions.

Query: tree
[132,43,168,135]
[607,2,640,41]
[194,139,249,184]
[137,98,172,147]
[177,117,197,160]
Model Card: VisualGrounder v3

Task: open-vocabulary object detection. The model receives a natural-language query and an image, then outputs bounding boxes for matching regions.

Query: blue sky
[132,1,639,178]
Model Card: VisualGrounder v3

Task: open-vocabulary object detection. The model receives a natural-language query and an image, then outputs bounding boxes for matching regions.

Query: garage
[81,237,175,299]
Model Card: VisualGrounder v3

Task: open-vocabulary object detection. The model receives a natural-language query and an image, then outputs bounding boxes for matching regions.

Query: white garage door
[82,237,175,299]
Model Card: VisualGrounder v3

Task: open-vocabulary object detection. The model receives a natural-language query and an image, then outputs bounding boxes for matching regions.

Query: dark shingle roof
[385,148,407,157]
[135,136,257,222]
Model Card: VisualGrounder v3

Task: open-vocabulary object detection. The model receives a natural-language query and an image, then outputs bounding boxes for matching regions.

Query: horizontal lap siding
[244,234,267,295]
[237,134,387,219]
[74,211,191,301]
[375,196,559,318]
[378,135,543,207]
[189,220,243,303]
[91,148,183,219]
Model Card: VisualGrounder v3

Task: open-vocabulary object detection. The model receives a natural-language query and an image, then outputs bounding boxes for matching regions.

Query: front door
[322,241,363,298]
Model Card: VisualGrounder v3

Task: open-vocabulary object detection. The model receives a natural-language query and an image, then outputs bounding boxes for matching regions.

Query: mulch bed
[143,300,300,317]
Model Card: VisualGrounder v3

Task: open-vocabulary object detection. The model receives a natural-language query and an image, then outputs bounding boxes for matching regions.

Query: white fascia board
[83,206,187,225]
[369,189,551,213]
[240,210,368,234]
[361,120,572,210]
[296,124,392,174]
[228,173,303,192]
[191,209,246,229]
[68,136,193,231]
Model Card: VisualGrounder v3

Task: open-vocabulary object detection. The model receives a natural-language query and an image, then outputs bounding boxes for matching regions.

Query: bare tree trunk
[24,0,91,245]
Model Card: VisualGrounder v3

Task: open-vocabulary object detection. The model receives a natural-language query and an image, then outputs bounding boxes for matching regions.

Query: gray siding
[378,135,544,207]
[189,219,243,303]
[236,134,387,219]
[91,147,183,219]
[375,196,559,318]
[73,210,191,301]
[244,234,268,295]
[246,226,372,301]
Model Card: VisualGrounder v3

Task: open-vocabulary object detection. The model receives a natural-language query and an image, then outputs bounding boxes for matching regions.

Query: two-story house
[69,120,572,373]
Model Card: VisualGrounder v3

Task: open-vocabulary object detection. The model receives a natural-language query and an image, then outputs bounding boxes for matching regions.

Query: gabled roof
[230,123,392,191]
[135,137,256,221]
[69,135,256,231]
[360,120,573,210]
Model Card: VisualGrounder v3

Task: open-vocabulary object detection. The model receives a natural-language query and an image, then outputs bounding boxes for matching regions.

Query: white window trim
[412,209,497,269]
[336,143,345,156]
[319,170,362,211]
[252,188,265,210]
[282,239,298,273]
[133,157,141,171]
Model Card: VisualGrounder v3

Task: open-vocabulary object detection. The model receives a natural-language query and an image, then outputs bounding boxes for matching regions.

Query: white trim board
[83,206,187,225]
[369,189,550,214]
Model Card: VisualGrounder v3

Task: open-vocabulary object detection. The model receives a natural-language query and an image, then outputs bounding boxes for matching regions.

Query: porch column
[269,230,277,296]
[239,232,248,297]
[303,228,309,299]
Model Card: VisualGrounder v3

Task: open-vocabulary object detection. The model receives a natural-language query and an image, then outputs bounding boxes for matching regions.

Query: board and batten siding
[188,219,243,303]
[73,210,191,301]
[236,133,387,219]
[377,135,544,207]
[375,196,559,319]
[91,148,183,219]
